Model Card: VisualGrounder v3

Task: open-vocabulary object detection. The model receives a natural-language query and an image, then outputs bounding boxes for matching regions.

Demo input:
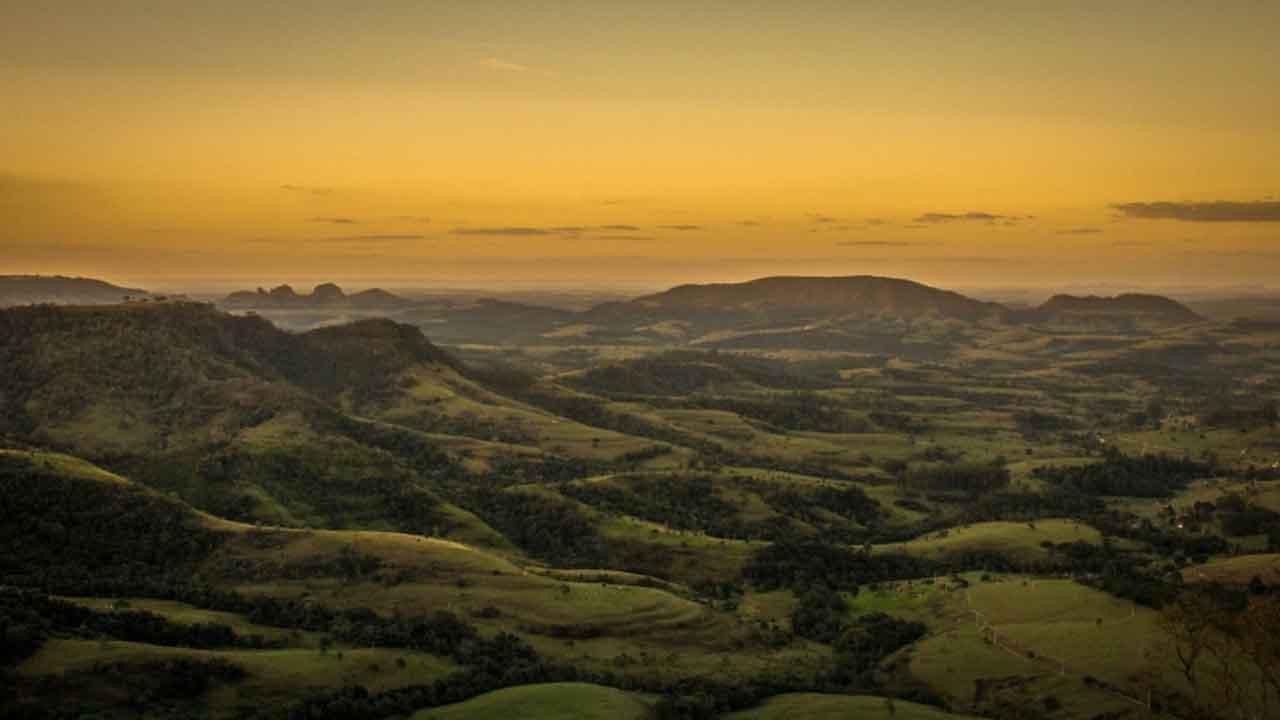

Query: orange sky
[3,2,1279,289]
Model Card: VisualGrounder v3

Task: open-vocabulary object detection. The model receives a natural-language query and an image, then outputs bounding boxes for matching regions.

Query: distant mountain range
[0,275,152,307]
[10,274,1208,347]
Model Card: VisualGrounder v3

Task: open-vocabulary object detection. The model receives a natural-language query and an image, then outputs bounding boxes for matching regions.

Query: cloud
[451,224,650,237]
[659,224,702,231]
[811,214,836,224]
[1056,227,1103,235]
[452,227,555,237]
[905,256,1014,264]
[310,216,358,224]
[739,220,763,227]
[1111,200,1280,222]
[835,241,918,247]
[317,234,425,243]
[864,218,887,226]
[913,211,1030,224]
[598,235,655,241]
[903,224,928,230]
[1182,248,1280,259]
[481,57,529,73]
[390,215,431,223]
[281,184,334,196]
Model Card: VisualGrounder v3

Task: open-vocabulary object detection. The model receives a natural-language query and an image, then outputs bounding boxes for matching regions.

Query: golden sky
[3,2,1279,289]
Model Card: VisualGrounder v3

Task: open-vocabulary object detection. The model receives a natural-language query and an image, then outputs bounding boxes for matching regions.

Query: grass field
[411,683,655,720]
[20,639,456,706]
[62,597,325,648]
[883,520,1102,562]
[725,693,982,719]
[1183,554,1280,586]
[909,576,1164,719]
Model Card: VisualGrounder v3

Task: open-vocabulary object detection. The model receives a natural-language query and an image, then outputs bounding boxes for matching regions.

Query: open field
[909,576,1168,719]
[883,520,1102,562]
[411,683,655,720]
[725,693,982,720]
[20,639,456,706]
[1183,554,1280,586]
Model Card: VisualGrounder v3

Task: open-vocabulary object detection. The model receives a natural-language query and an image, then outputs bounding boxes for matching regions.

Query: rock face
[311,282,346,304]
[222,283,411,309]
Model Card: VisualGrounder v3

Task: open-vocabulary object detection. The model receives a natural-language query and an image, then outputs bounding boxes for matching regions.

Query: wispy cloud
[452,227,555,237]
[598,235,655,241]
[905,256,1014,264]
[913,211,1031,224]
[810,214,836,224]
[451,224,653,237]
[481,57,529,73]
[835,240,918,247]
[1112,200,1280,222]
[317,234,425,243]
[310,216,358,224]
[659,224,702,231]
[1182,248,1280,259]
[281,184,334,196]
[1056,227,1103,235]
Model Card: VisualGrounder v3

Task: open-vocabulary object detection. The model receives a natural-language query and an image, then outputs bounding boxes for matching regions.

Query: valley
[2,275,1278,720]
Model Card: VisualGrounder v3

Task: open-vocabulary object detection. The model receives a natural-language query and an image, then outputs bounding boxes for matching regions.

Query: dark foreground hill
[0,275,152,307]
[0,301,459,449]
[0,302,505,534]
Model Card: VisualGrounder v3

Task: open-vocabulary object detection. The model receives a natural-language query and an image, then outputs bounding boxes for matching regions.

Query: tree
[1158,592,1280,720]
[1157,594,1215,696]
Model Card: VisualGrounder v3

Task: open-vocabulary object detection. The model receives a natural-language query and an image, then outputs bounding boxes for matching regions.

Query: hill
[0,448,229,586]
[591,275,1004,323]
[0,301,456,452]
[0,303,498,534]
[725,693,981,719]
[1023,293,1204,330]
[0,275,152,307]
[411,683,655,720]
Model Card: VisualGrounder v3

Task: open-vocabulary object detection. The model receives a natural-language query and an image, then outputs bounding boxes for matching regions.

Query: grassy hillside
[725,693,981,720]
[411,683,654,720]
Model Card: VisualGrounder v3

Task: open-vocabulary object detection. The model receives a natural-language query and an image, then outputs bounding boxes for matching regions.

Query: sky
[3,1,1279,291]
